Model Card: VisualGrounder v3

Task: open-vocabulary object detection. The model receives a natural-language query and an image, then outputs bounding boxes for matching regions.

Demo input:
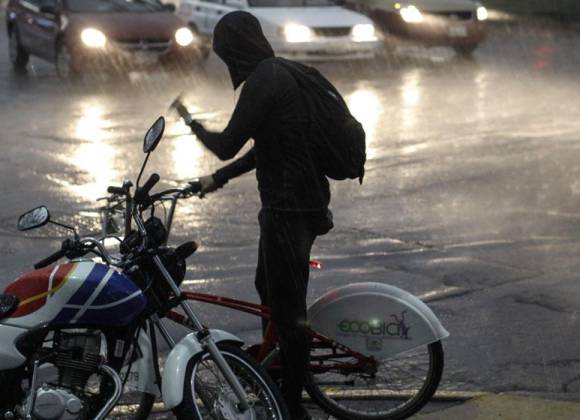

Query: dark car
[6,0,210,79]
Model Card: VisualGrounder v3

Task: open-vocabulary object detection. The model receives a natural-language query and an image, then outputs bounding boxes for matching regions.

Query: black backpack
[276,58,366,183]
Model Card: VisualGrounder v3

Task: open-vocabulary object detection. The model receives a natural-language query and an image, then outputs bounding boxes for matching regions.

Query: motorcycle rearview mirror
[137,116,165,188]
[143,116,165,154]
[17,206,50,231]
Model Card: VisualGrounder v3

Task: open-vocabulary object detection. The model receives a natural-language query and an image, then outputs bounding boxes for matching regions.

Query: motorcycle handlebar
[34,249,67,270]
[135,173,160,205]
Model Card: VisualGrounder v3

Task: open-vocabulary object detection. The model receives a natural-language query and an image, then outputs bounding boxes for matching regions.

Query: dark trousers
[255,209,317,416]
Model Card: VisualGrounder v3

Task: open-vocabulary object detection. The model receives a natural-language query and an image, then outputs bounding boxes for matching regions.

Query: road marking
[418,286,470,302]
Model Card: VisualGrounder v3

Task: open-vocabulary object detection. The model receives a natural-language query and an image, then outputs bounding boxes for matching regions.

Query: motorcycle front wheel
[173,343,289,420]
[304,340,444,420]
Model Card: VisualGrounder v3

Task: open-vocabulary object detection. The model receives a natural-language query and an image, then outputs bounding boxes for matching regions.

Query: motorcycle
[0,117,288,420]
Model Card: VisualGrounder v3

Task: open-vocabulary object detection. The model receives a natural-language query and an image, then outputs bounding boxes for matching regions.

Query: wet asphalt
[2,10,580,418]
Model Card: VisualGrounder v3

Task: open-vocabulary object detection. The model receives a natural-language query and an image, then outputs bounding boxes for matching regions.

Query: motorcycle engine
[30,386,82,420]
[17,331,102,420]
[54,331,102,391]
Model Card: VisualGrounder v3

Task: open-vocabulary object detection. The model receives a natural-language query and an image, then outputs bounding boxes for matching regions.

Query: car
[6,0,210,79]
[345,0,488,56]
[178,0,381,62]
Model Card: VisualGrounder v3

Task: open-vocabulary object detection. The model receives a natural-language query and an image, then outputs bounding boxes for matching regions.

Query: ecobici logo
[337,310,412,340]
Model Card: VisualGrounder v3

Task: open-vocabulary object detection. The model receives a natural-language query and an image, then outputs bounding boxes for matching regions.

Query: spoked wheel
[304,340,444,420]
[9,29,29,72]
[173,343,289,420]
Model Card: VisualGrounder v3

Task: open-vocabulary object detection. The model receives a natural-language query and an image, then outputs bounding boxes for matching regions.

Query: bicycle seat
[0,294,19,320]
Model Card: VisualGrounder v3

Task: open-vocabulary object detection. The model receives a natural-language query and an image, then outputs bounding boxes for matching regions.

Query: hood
[250,6,373,28]
[376,0,477,13]
[67,12,185,40]
[213,11,275,90]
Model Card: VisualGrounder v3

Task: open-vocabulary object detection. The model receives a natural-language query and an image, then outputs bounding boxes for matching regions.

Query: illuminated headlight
[283,24,312,43]
[81,28,106,48]
[476,5,488,21]
[175,27,194,47]
[400,5,423,23]
[352,24,377,42]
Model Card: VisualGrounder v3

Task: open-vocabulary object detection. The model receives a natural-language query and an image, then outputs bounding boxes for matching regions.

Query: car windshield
[248,0,337,7]
[65,0,164,13]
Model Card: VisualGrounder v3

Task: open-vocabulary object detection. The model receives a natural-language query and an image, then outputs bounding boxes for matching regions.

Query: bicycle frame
[165,292,376,375]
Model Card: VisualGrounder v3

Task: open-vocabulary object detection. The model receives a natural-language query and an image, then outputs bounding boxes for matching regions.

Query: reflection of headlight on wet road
[352,24,377,42]
[175,27,194,47]
[476,6,489,21]
[81,28,106,48]
[284,24,312,43]
[400,5,423,23]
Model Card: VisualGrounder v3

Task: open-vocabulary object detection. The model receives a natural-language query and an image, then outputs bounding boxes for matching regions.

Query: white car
[178,0,381,61]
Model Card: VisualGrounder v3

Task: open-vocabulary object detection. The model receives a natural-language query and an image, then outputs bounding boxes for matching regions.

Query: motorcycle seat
[0,294,19,320]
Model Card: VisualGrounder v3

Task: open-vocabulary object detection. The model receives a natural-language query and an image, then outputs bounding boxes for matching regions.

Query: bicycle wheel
[173,343,289,420]
[304,340,444,420]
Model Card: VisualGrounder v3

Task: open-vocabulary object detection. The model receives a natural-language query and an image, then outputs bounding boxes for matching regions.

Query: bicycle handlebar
[107,185,125,195]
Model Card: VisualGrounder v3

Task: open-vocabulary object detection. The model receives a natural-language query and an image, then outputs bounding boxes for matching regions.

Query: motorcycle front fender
[161,329,244,409]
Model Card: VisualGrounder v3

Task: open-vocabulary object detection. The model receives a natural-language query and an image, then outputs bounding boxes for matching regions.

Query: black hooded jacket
[192,11,330,212]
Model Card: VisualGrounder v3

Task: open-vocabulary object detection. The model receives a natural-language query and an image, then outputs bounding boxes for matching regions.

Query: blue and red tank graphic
[5,263,76,318]
[4,262,146,328]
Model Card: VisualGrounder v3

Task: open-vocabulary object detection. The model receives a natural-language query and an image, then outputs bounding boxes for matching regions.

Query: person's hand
[197,175,222,198]
[189,119,203,134]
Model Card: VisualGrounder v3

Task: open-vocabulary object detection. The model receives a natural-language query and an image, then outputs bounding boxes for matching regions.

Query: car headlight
[175,27,194,47]
[352,24,377,42]
[476,5,488,21]
[400,5,423,23]
[81,28,106,48]
[283,24,312,43]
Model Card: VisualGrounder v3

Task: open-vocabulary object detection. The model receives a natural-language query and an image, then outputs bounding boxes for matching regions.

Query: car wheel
[9,29,29,72]
[454,44,478,58]
[55,41,80,81]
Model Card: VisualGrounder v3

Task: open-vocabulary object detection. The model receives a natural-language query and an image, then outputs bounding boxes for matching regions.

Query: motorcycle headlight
[476,5,489,21]
[80,28,106,48]
[400,5,423,23]
[283,24,312,43]
[352,24,377,42]
[175,27,194,47]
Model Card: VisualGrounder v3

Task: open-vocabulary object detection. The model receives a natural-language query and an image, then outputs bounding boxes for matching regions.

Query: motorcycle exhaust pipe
[94,364,122,420]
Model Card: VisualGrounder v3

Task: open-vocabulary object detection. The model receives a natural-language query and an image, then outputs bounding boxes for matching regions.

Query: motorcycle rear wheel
[304,340,444,420]
[173,343,289,420]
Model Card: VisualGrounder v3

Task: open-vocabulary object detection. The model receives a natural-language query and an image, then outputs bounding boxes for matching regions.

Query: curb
[110,390,488,417]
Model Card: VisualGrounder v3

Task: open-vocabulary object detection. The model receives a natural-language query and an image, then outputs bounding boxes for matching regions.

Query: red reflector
[310,260,322,270]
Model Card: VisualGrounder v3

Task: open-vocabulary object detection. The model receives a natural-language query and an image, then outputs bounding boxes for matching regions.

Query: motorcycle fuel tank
[2,261,146,329]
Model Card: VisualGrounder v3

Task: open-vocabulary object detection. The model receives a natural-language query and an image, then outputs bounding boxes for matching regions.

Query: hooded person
[188,11,333,420]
